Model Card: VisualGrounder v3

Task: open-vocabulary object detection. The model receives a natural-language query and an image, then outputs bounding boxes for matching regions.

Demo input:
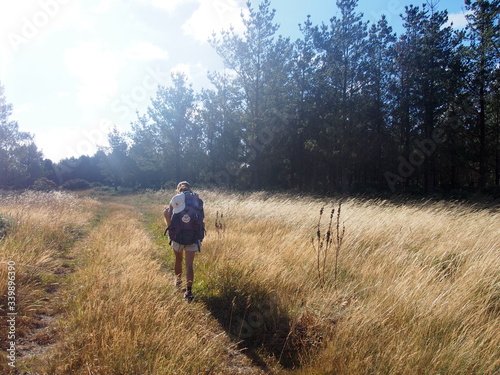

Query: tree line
[1,0,499,197]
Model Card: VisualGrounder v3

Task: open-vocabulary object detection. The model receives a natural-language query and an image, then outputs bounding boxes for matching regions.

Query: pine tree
[313,0,368,192]
[393,4,462,193]
[101,126,132,188]
[363,15,397,188]
[200,71,244,187]
[290,15,322,190]
[464,0,500,189]
[143,72,198,184]
[209,0,292,188]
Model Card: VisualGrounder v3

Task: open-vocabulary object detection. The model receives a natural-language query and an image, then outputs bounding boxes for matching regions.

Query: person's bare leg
[185,251,196,290]
[174,249,183,285]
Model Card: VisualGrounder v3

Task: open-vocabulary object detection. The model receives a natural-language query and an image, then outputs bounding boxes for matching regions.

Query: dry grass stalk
[311,200,345,289]
[312,205,334,288]
[215,210,225,240]
[334,200,345,285]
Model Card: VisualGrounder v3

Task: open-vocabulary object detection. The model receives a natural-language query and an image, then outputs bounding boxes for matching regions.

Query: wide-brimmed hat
[170,193,185,214]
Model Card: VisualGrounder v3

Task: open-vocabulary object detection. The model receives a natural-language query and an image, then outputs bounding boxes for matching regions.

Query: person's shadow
[200,282,305,371]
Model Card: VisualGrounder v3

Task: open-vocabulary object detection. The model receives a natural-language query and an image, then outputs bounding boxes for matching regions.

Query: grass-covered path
[1,192,268,374]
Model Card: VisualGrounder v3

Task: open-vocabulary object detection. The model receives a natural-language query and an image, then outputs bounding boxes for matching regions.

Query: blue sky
[0,0,468,162]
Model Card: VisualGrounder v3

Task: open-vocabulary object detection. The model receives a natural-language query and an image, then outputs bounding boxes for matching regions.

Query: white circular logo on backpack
[181,214,191,223]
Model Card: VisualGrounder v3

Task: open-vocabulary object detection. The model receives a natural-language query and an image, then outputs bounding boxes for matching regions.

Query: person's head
[176,181,192,193]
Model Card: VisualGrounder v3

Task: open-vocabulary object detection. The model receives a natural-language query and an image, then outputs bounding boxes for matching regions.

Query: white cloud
[124,41,169,61]
[36,125,90,161]
[11,104,30,120]
[169,62,215,91]
[182,0,247,42]
[35,126,76,161]
[139,0,192,14]
[63,40,121,108]
[447,11,471,29]
[0,51,12,83]
[170,63,192,78]
[92,0,115,13]
[0,0,77,53]
[0,2,34,40]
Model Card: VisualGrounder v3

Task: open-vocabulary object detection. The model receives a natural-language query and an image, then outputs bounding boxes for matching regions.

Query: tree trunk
[478,84,487,190]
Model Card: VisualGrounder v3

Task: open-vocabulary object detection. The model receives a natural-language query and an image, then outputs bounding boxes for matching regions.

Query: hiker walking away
[164,181,204,301]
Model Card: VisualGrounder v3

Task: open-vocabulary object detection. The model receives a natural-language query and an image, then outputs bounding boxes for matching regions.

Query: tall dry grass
[0,190,100,372]
[194,191,499,374]
[1,189,498,374]
[0,190,98,268]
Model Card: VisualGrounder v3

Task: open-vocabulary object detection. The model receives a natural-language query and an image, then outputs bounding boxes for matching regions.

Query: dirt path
[11,206,111,372]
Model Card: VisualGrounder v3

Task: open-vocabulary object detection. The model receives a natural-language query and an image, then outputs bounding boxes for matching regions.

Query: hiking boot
[183,290,194,302]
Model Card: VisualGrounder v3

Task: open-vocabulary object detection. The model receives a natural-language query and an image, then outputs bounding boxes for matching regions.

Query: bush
[32,177,57,191]
[162,181,177,190]
[62,179,91,191]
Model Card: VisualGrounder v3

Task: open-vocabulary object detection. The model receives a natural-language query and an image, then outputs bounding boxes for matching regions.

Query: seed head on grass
[312,205,336,288]
[311,201,345,289]
[215,210,226,241]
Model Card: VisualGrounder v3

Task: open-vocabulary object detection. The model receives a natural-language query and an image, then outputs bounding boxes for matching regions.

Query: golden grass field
[0,189,499,374]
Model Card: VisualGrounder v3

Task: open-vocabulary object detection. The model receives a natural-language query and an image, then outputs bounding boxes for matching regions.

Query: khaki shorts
[172,241,200,252]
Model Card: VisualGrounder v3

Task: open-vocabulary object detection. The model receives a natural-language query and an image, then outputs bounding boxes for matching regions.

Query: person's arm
[163,205,172,227]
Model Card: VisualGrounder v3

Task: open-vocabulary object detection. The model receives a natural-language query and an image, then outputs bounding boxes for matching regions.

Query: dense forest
[1,0,499,197]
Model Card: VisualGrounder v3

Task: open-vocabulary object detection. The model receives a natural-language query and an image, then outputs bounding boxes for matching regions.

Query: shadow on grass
[199,280,316,371]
